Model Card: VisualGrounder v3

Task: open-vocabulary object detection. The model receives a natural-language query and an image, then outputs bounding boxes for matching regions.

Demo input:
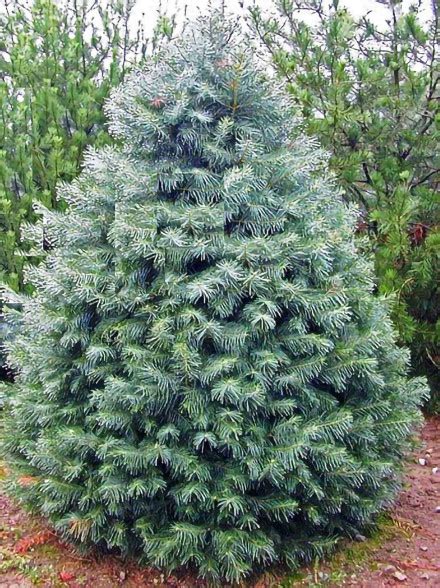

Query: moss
[0,550,43,585]
[277,514,405,586]
[279,570,308,586]
[36,543,60,557]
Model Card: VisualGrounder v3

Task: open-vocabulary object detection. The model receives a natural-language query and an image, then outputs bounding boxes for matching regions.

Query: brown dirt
[0,418,438,588]
[341,417,440,587]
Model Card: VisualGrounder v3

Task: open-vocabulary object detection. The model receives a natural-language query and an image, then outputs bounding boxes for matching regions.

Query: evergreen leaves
[1,13,428,583]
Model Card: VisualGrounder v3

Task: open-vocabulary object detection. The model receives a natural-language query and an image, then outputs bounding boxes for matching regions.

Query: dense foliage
[249,0,439,401]
[0,0,176,383]
[0,0,150,293]
[2,17,427,582]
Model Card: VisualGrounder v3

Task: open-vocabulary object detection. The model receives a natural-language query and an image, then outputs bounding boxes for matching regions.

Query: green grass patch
[279,513,404,587]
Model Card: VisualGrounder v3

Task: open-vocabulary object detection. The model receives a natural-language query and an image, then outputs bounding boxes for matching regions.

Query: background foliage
[249,0,439,403]
[0,0,147,293]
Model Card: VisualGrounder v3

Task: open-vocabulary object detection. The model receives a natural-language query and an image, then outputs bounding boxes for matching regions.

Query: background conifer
[249,0,440,405]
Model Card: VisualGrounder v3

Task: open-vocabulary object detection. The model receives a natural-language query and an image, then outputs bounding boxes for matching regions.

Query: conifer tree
[1,15,428,583]
[249,0,440,405]
[0,0,146,293]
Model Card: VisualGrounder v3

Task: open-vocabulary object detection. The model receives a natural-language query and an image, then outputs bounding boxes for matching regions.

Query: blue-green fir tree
[1,15,428,583]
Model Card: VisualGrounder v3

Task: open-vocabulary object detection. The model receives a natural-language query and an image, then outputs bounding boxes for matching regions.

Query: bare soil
[0,418,439,588]
[341,417,440,587]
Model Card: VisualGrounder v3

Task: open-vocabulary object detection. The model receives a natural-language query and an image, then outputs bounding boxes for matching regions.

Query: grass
[279,513,405,587]
[0,548,48,585]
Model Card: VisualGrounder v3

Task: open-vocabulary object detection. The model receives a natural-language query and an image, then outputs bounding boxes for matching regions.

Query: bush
[1,15,428,583]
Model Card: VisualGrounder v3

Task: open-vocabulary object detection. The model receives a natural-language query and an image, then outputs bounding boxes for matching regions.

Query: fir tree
[1,15,428,583]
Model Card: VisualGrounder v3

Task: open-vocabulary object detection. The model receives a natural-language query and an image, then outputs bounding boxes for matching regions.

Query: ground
[0,419,439,588]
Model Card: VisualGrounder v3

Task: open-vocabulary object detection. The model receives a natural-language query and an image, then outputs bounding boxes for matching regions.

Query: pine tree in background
[249,0,439,406]
[1,14,428,583]
[0,0,146,293]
